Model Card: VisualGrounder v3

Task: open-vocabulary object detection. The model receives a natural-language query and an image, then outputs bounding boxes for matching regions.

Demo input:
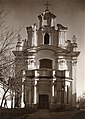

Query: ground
[0,108,84,119]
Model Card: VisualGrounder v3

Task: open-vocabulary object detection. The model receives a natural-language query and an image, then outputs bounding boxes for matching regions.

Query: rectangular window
[39,59,52,69]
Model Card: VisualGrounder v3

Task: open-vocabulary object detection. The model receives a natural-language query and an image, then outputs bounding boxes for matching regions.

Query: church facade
[13,8,80,109]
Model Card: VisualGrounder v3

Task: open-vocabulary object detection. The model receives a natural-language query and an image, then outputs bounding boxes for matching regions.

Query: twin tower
[13,8,80,109]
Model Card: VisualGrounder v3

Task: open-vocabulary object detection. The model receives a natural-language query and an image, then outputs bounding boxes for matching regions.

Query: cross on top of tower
[44,1,51,11]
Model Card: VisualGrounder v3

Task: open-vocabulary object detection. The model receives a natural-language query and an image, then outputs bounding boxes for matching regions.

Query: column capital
[72,60,77,66]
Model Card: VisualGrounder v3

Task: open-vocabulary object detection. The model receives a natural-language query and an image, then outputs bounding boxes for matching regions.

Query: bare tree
[0,9,23,108]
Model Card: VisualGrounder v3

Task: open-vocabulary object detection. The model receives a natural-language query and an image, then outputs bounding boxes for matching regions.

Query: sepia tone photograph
[0,0,85,119]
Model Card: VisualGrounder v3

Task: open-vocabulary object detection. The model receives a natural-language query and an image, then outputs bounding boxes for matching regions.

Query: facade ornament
[57,24,68,31]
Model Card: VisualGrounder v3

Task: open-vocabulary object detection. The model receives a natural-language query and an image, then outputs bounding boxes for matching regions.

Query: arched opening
[39,59,52,69]
[44,33,49,45]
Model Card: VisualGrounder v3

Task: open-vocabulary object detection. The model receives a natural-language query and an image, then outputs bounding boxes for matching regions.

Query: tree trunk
[0,88,9,108]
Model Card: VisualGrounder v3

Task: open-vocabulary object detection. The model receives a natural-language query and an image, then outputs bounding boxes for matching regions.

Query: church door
[39,94,49,109]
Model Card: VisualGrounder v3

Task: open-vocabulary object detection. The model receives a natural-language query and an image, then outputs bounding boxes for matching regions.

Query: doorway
[39,94,49,109]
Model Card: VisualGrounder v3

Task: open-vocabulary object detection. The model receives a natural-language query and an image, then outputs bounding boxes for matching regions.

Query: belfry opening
[44,33,50,45]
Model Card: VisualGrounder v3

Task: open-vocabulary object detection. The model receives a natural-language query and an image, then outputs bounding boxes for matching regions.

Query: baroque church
[13,6,80,109]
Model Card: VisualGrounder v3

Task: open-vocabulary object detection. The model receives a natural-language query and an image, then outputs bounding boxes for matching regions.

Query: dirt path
[16,109,81,119]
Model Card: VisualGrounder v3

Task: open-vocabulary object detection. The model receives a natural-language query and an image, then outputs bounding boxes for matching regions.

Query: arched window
[44,33,49,45]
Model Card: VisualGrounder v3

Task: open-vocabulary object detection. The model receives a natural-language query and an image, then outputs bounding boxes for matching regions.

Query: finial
[17,34,21,42]
[72,35,77,43]
[44,1,51,11]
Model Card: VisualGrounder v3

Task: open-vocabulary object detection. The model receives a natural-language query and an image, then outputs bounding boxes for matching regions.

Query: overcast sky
[0,0,85,96]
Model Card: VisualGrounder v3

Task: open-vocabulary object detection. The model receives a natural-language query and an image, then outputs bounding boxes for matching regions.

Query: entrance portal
[39,94,49,109]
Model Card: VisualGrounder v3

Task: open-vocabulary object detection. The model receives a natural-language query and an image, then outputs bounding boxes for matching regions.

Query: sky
[0,0,85,96]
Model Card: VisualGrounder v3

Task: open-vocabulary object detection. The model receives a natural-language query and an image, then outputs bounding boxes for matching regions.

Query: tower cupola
[38,8,56,28]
